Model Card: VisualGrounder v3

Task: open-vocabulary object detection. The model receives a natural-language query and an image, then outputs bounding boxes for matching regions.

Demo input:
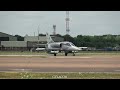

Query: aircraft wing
[36,48,45,51]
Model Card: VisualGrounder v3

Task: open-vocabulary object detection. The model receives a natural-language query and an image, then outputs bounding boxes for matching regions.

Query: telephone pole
[37,25,40,44]
[66,11,70,35]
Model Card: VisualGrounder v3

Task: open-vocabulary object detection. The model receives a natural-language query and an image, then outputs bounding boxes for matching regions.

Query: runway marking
[0,70,120,73]
[10,69,32,72]
[0,55,46,57]
[114,70,120,72]
[50,57,92,59]
[0,55,91,58]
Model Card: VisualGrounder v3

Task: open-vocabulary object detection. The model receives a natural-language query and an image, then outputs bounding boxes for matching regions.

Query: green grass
[0,72,120,79]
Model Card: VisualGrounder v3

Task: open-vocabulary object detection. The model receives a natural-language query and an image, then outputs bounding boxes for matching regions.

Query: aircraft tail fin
[46,33,54,43]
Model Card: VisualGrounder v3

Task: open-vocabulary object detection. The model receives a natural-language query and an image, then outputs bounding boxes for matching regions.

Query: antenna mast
[66,11,70,35]
[53,25,56,35]
[37,25,40,43]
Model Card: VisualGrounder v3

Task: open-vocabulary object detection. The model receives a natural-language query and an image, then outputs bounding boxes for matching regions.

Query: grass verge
[0,72,120,79]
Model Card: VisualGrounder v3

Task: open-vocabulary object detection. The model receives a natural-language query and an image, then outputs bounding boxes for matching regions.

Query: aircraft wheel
[54,54,56,56]
[65,53,68,56]
[73,53,75,56]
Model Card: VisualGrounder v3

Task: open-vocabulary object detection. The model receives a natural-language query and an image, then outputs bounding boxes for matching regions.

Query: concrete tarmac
[0,55,120,72]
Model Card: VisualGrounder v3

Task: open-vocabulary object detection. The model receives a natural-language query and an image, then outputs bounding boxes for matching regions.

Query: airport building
[0,32,17,41]
[0,32,26,51]
[25,35,64,50]
[0,32,64,51]
[1,41,27,51]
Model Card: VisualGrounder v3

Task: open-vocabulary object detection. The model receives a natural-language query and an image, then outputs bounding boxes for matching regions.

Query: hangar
[25,35,64,50]
[0,32,64,51]
[0,32,26,51]
[0,32,17,41]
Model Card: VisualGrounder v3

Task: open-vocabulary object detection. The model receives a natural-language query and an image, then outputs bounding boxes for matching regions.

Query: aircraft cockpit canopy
[63,42,75,46]
[70,42,75,46]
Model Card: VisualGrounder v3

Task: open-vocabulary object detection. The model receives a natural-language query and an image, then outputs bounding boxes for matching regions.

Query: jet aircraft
[45,33,81,56]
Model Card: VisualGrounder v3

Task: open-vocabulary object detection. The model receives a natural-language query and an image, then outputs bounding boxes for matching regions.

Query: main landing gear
[54,53,56,56]
[65,53,75,56]
[73,53,75,56]
[65,53,68,56]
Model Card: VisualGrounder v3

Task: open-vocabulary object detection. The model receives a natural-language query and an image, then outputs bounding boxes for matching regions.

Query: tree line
[57,34,120,49]
[14,34,120,49]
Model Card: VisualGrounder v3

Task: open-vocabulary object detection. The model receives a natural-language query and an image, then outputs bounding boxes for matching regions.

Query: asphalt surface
[0,55,120,72]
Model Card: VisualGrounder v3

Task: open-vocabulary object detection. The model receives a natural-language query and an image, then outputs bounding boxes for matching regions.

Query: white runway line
[0,55,46,57]
[114,70,120,72]
[0,55,91,58]
[10,69,32,72]
[51,57,92,59]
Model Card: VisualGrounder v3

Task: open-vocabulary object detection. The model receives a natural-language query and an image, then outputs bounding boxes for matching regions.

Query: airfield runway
[0,55,120,72]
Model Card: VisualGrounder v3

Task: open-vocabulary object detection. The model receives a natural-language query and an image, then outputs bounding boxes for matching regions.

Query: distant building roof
[1,41,27,47]
[0,32,17,41]
[24,36,46,42]
[0,32,15,37]
[24,36,64,42]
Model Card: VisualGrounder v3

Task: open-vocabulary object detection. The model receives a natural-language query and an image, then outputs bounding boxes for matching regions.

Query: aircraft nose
[75,47,81,51]
[70,46,81,51]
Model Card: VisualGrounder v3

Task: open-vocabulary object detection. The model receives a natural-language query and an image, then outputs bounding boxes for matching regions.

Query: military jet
[45,33,81,56]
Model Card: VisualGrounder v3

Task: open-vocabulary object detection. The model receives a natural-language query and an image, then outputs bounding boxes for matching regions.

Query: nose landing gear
[54,54,56,56]
[65,53,68,56]
[73,53,75,56]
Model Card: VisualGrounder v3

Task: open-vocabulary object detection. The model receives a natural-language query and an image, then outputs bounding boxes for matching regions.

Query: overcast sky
[0,11,120,37]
